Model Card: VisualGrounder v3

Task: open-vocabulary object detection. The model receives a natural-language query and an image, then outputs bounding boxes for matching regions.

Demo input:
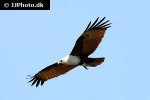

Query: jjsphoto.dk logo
[0,0,50,10]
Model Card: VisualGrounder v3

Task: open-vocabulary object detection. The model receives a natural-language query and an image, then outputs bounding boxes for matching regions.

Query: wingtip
[41,80,45,86]
[26,75,33,79]
[83,17,111,31]
[27,74,46,87]
[96,17,99,20]
[84,21,92,32]
[102,16,106,20]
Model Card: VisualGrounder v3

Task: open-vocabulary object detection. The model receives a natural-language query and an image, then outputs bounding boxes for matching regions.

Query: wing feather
[93,17,106,28]
[28,63,77,87]
[84,21,91,32]
[89,17,99,29]
[70,17,111,56]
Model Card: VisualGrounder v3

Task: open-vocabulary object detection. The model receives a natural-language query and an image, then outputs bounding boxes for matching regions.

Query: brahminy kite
[28,17,111,87]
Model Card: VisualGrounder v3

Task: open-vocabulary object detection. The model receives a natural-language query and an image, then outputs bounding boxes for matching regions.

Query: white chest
[58,55,80,65]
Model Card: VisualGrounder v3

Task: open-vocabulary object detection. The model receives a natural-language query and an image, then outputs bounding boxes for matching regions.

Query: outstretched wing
[28,63,77,87]
[70,17,111,57]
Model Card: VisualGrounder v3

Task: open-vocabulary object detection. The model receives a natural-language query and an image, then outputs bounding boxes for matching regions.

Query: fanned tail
[84,57,105,67]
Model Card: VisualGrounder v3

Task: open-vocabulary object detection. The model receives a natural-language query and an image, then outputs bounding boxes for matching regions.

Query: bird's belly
[67,55,80,65]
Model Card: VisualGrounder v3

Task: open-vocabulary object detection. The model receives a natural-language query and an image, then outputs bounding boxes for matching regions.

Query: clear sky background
[0,0,150,100]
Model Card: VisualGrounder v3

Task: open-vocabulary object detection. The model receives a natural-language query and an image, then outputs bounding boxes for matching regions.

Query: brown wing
[70,17,111,57]
[28,63,77,87]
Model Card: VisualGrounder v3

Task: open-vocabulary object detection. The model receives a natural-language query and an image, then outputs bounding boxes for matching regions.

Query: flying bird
[28,17,111,87]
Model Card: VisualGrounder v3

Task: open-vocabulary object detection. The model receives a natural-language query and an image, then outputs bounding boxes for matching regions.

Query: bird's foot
[82,64,88,70]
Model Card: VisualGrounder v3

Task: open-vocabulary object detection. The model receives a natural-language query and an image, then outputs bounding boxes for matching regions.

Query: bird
[28,17,111,87]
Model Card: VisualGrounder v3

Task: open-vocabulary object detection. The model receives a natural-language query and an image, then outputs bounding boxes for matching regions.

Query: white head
[58,55,69,64]
[58,55,80,65]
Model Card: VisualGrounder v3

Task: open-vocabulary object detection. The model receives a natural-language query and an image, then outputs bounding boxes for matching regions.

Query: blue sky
[0,0,150,100]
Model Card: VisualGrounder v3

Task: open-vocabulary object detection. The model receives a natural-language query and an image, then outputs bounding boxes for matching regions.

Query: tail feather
[84,57,105,67]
